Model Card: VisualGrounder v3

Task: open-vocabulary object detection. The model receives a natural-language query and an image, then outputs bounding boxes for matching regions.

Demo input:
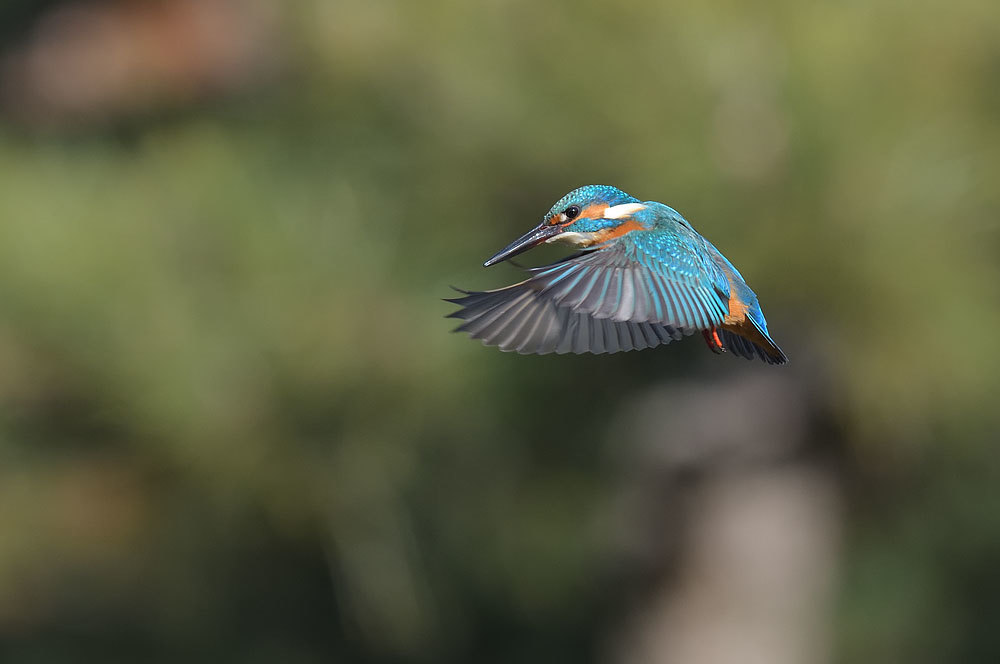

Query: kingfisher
[447,185,787,364]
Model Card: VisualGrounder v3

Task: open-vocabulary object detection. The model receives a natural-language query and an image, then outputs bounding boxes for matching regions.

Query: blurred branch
[0,0,282,128]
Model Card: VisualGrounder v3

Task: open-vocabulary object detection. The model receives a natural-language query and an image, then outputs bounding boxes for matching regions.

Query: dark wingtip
[764,341,789,365]
[443,286,473,307]
[763,347,789,365]
[445,286,471,318]
[716,327,789,366]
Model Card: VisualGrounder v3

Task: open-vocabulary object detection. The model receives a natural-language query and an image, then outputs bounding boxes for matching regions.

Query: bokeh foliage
[0,1,998,662]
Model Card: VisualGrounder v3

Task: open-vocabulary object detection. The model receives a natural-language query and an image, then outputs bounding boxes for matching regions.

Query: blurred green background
[0,1,998,662]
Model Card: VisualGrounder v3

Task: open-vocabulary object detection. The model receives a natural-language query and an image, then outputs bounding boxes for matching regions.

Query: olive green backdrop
[0,1,997,662]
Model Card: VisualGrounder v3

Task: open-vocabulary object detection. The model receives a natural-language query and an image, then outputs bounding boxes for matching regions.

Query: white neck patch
[603,203,646,219]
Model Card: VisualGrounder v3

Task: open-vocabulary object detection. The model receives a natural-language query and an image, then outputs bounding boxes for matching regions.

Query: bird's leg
[703,327,726,354]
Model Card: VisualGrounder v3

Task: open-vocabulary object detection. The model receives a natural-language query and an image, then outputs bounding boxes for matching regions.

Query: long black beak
[483,222,563,267]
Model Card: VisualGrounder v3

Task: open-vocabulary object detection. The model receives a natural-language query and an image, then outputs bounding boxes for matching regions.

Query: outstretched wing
[446,283,683,355]
[447,231,733,355]
[527,234,731,330]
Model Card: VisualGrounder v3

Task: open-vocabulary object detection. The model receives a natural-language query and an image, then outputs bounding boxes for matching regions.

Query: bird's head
[484,185,649,267]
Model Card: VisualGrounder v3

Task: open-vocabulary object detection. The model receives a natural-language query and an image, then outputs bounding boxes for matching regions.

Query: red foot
[703,327,726,354]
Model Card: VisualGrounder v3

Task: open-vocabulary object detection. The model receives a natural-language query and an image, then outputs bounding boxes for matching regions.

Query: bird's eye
[564,205,581,220]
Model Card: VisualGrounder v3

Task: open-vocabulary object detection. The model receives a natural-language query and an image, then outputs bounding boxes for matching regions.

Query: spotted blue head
[484,185,649,267]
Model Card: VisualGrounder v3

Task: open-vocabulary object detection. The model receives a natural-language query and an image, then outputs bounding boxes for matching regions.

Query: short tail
[715,312,788,365]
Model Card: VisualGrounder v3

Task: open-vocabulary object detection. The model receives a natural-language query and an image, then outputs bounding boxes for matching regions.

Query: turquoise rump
[448,185,787,364]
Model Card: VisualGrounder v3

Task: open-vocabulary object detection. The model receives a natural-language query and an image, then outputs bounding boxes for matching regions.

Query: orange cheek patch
[562,203,609,226]
[594,219,646,242]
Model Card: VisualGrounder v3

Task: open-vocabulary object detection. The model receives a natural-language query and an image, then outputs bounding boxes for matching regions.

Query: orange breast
[723,289,749,326]
[714,262,749,326]
[719,282,772,351]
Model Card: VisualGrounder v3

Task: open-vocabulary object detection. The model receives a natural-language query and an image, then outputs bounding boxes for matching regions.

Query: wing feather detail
[446,282,690,355]
[589,315,606,354]
[528,241,729,332]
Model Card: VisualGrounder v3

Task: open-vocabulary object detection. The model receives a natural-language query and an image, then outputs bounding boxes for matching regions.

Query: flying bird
[447,185,787,364]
